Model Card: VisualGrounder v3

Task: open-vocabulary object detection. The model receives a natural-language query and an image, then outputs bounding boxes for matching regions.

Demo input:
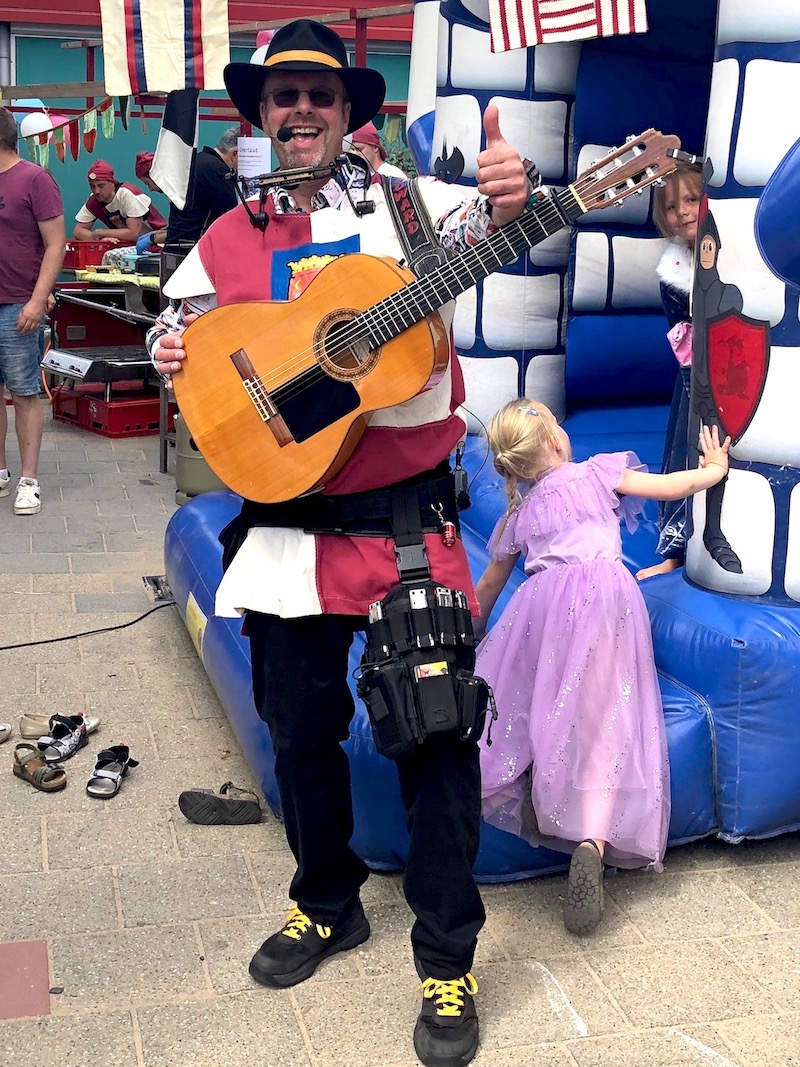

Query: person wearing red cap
[73,159,167,245]
[149,19,534,1067]
[348,121,406,179]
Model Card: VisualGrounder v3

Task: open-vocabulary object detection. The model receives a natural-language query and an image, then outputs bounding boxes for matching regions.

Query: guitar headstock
[573,130,682,212]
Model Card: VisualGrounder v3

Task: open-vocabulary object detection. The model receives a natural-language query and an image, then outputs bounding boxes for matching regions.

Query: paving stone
[119,855,262,926]
[604,869,776,939]
[565,1025,746,1065]
[716,1012,800,1066]
[137,990,310,1067]
[583,941,773,1027]
[724,861,800,928]
[31,573,110,593]
[720,930,800,1011]
[50,924,208,1011]
[484,875,645,961]
[0,1009,139,1067]
[34,530,105,552]
[2,553,68,573]
[46,806,176,870]
[39,660,140,694]
[2,815,43,874]
[0,869,118,941]
[172,813,284,859]
[75,592,152,613]
[0,591,72,615]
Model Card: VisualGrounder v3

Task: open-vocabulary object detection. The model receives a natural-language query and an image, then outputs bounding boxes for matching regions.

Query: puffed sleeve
[586,451,648,533]
[488,507,523,559]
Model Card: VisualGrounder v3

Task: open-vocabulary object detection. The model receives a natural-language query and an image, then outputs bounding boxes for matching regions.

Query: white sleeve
[116,186,151,219]
[75,201,96,224]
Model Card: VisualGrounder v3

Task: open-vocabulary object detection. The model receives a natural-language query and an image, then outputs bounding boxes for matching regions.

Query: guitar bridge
[231,348,293,447]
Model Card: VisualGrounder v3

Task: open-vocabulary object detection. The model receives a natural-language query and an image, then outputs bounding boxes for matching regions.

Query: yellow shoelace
[420,973,479,1017]
[281,906,331,941]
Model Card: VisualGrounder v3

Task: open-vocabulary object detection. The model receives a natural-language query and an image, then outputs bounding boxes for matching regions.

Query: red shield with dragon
[707,311,770,444]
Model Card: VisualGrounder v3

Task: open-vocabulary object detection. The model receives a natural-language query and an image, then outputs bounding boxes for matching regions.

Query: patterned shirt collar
[266,154,372,214]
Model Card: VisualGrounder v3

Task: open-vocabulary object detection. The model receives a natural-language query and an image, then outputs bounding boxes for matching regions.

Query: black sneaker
[413,973,479,1067]
[249,904,370,988]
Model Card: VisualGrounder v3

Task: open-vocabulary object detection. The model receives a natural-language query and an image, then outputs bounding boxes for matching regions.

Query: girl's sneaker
[14,478,41,515]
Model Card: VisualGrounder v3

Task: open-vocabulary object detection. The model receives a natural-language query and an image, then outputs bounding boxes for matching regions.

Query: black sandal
[38,714,89,764]
[178,781,263,825]
[86,745,139,798]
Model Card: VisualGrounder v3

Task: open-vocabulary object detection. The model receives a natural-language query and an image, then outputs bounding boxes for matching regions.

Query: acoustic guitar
[175,129,679,503]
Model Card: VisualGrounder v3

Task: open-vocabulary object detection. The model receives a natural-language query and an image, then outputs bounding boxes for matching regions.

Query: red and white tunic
[156,165,492,619]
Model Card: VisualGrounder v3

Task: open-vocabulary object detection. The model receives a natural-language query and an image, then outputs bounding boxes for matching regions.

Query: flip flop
[13,743,67,792]
[563,839,604,936]
[178,782,263,825]
[86,745,139,799]
[19,711,100,740]
[37,714,89,764]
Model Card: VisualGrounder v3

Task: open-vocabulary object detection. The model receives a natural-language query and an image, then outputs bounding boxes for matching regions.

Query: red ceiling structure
[0,2,413,44]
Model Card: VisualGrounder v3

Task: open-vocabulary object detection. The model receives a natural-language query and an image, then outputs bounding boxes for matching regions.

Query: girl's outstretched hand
[698,425,731,478]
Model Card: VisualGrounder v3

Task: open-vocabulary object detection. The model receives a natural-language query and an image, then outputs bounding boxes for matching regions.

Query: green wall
[13,37,410,231]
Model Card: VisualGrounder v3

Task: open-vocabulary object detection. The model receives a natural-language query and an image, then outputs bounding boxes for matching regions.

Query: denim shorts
[0,303,44,396]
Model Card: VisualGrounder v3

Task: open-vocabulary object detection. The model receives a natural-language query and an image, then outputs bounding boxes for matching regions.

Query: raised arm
[619,425,731,502]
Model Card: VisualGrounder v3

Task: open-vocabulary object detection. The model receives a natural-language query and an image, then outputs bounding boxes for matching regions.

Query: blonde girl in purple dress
[475,400,731,935]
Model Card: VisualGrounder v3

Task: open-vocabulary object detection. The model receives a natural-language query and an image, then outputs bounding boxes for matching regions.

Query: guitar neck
[362,184,584,346]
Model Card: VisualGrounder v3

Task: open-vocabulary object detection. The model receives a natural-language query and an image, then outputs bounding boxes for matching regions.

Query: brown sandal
[13,743,67,792]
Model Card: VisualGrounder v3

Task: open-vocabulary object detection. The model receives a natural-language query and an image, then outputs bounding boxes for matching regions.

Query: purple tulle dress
[478,452,670,871]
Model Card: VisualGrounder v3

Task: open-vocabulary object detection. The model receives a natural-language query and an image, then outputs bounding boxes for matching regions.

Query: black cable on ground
[0,600,177,651]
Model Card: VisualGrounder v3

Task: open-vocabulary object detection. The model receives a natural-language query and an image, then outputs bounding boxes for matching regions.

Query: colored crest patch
[707,310,770,444]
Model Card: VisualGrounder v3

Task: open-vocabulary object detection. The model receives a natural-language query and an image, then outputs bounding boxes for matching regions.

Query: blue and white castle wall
[685,3,800,602]
[406,0,579,428]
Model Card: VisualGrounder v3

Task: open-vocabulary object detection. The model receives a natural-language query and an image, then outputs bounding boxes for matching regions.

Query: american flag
[488,0,648,52]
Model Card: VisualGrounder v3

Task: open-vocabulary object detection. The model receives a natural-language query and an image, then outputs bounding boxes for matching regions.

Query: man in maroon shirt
[0,107,65,515]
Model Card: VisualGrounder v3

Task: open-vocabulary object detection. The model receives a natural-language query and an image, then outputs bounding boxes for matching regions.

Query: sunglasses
[264,88,344,109]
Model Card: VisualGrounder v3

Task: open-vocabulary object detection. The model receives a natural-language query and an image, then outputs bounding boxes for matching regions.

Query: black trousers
[247,610,486,979]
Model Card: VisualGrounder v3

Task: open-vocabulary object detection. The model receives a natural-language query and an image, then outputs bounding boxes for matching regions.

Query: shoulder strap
[381,175,449,277]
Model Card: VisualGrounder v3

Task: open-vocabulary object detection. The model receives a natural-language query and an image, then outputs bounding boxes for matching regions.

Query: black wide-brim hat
[224,19,386,135]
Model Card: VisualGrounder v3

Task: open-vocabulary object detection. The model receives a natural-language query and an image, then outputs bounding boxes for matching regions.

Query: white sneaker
[0,471,10,497]
[14,478,41,515]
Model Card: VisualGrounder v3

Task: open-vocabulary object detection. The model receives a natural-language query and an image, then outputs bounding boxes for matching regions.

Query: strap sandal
[86,745,139,799]
[37,713,89,764]
[13,743,67,792]
[178,781,263,825]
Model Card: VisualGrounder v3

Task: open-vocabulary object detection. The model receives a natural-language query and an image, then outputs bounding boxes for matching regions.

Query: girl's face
[663,177,700,245]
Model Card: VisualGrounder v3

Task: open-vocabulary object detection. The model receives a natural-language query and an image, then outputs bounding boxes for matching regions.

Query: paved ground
[0,400,799,1067]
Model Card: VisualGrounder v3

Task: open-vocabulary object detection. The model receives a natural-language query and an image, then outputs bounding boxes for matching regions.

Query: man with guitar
[149,18,534,1067]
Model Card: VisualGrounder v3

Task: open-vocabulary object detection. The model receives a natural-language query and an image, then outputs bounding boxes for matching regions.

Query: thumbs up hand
[475,104,530,227]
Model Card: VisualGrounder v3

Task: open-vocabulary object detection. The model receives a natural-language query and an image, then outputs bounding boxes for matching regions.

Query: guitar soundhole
[316,310,379,381]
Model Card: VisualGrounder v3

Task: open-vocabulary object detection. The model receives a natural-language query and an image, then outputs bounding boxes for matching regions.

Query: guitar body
[175,253,450,503]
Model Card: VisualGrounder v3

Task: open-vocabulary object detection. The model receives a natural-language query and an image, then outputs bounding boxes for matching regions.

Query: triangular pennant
[69,119,81,161]
[118,96,131,130]
[101,103,115,140]
[34,140,49,167]
[83,109,97,153]
[52,125,65,163]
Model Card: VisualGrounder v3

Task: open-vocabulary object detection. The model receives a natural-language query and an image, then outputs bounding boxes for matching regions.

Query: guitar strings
[233,154,664,411]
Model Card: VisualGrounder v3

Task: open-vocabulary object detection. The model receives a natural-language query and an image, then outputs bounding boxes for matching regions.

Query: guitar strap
[381,176,450,277]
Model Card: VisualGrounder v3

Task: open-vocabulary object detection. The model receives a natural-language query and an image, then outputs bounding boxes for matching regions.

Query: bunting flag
[83,109,97,153]
[488,0,648,51]
[150,88,199,210]
[99,0,230,95]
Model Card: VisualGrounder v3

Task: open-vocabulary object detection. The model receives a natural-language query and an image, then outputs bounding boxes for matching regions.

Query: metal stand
[159,380,175,474]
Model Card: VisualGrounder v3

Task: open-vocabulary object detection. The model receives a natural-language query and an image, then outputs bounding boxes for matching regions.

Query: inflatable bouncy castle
[165,1,800,879]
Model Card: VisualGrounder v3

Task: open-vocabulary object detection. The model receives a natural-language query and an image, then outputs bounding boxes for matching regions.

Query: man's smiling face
[259,70,351,171]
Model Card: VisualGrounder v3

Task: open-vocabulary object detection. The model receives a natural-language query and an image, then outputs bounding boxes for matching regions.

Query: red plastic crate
[85,393,162,438]
[51,382,102,428]
[62,241,108,269]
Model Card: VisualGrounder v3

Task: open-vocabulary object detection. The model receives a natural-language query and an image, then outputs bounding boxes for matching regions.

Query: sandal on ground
[37,714,89,764]
[0,723,11,744]
[563,839,604,936]
[20,711,99,740]
[178,782,263,825]
[86,745,139,798]
[13,743,67,792]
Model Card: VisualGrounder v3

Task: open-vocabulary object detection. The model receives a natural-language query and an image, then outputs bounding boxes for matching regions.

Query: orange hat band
[264,49,342,69]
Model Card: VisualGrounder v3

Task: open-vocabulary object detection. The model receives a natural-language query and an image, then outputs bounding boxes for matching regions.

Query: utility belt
[354,472,496,762]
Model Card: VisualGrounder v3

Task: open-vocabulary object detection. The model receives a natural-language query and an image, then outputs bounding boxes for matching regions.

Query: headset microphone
[276,127,294,143]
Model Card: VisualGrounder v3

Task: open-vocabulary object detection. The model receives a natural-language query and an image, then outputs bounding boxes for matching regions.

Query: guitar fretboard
[360,184,584,348]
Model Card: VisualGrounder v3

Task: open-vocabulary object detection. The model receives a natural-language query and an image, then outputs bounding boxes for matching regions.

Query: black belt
[219,463,459,572]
